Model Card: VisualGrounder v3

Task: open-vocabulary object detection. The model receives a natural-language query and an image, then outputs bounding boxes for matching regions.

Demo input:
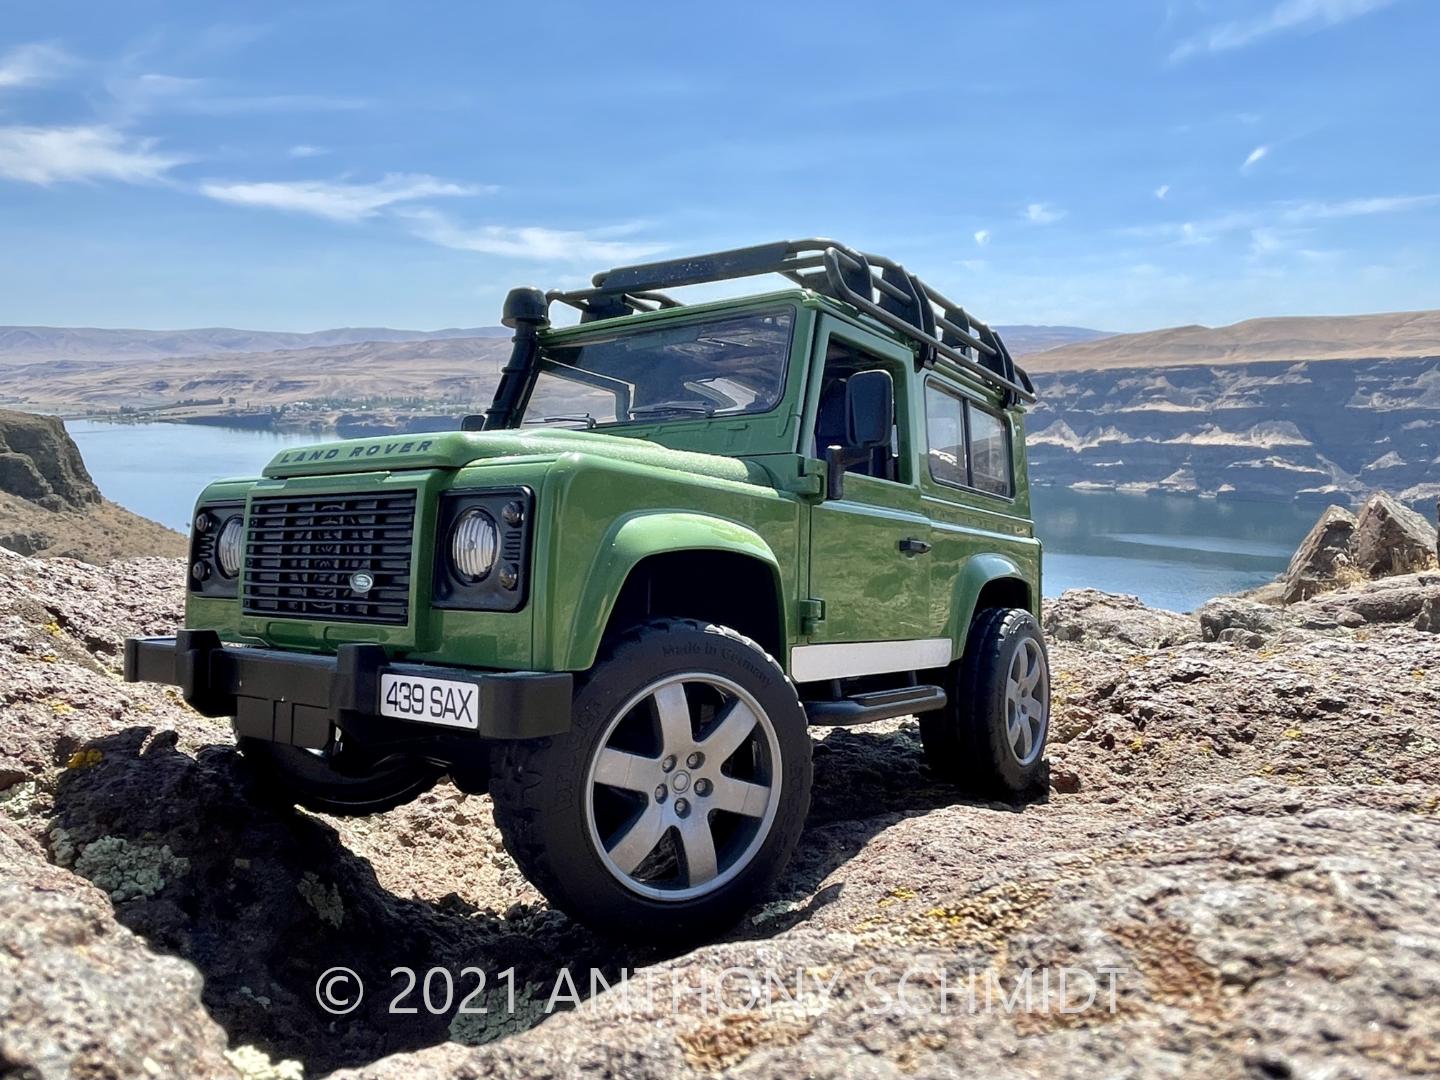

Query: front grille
[242,491,417,625]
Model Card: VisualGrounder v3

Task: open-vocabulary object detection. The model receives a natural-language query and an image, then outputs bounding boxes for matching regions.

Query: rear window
[924,381,1013,498]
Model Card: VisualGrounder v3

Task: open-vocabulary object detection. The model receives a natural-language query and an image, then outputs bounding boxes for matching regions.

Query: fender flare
[950,552,1034,658]
[559,510,786,670]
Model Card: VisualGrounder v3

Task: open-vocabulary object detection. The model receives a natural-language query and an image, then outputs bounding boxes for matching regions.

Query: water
[67,421,1320,612]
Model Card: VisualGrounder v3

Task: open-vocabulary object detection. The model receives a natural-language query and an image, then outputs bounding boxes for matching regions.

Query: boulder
[1043,588,1198,650]
[1290,572,1440,627]
[1197,596,1289,643]
[1351,492,1437,577]
[0,819,237,1079]
[1277,504,1357,602]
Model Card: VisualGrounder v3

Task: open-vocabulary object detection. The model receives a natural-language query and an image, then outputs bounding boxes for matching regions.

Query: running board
[804,684,947,727]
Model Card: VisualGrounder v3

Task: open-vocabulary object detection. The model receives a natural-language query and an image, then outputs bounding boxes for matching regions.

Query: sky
[0,0,1436,334]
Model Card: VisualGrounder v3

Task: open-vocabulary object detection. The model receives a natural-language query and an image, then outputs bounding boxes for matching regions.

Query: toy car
[126,239,1049,942]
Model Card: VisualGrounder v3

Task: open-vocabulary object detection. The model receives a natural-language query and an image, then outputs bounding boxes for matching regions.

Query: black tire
[489,618,812,945]
[238,737,443,817]
[920,607,1050,796]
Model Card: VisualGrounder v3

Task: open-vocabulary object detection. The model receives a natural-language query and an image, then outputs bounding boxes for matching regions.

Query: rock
[1043,589,1198,650]
[0,818,236,1078]
[1217,626,1265,648]
[1277,503,1357,601]
[1290,573,1440,627]
[1415,596,1439,633]
[1197,596,1288,642]
[1351,492,1438,577]
[0,410,100,510]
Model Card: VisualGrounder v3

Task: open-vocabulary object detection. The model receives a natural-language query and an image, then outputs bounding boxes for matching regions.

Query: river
[66,420,1320,613]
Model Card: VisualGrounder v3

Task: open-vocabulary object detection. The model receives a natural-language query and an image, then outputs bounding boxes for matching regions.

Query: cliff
[1027,355,1440,505]
[0,409,184,562]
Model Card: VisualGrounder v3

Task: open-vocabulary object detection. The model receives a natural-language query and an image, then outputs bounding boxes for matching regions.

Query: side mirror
[845,369,893,449]
[824,369,894,500]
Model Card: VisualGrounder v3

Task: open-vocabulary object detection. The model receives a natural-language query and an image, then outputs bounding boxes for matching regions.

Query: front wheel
[238,734,443,817]
[920,607,1050,796]
[489,619,812,945]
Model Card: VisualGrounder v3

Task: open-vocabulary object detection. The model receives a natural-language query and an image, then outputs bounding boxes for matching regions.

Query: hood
[262,427,772,486]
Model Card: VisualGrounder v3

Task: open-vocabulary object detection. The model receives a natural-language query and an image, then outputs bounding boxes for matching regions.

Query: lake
[67,420,1320,613]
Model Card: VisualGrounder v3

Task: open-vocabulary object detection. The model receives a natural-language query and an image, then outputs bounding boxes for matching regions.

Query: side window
[814,338,905,483]
[968,403,1013,497]
[924,383,967,487]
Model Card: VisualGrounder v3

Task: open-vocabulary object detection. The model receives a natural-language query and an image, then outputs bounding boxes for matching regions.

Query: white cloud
[1242,145,1269,171]
[1155,184,1171,200]
[0,42,76,90]
[198,174,485,222]
[0,124,186,184]
[1249,227,1286,256]
[1024,202,1065,225]
[109,73,367,118]
[403,209,666,261]
[288,144,328,158]
[1169,0,1396,62]
[973,229,990,246]
[1281,193,1440,221]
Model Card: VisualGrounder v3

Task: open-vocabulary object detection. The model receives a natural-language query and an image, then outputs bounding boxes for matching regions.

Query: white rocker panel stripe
[789,638,953,683]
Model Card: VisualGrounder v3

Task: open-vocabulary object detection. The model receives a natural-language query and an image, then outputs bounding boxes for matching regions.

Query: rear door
[795,318,949,682]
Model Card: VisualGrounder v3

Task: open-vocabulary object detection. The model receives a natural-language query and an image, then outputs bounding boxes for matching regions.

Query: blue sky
[0,0,1436,333]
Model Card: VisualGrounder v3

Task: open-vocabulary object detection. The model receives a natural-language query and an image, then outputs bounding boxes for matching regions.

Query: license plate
[379,673,480,730]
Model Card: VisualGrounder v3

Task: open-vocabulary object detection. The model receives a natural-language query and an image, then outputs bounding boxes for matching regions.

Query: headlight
[451,509,499,580]
[215,515,244,578]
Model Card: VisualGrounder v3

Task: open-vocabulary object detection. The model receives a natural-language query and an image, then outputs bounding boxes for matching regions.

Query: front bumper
[124,630,572,748]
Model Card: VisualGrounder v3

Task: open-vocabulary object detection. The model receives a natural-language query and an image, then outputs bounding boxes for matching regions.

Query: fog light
[451,509,498,580]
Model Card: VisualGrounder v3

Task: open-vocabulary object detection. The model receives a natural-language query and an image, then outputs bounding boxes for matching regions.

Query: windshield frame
[518,302,799,433]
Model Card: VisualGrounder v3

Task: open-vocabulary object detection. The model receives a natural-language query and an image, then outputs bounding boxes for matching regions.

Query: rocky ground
[2,546,1438,1079]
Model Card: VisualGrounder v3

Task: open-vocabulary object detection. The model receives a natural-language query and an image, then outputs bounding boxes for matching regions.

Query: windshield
[520,309,793,429]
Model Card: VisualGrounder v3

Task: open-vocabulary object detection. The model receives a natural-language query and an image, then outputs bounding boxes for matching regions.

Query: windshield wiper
[522,413,597,429]
[628,401,716,419]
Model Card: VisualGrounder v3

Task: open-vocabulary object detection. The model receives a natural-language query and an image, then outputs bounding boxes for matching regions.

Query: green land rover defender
[125,240,1049,942]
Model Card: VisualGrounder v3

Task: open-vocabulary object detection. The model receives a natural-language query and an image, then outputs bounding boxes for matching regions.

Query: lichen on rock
[71,835,190,902]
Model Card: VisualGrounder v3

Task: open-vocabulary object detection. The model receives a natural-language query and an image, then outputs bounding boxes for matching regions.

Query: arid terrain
[2,498,1437,1078]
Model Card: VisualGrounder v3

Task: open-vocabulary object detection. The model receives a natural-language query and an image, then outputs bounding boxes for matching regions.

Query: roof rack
[546,239,1035,404]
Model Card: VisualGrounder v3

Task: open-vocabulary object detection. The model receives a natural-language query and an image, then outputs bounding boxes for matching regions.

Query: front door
[796,320,948,683]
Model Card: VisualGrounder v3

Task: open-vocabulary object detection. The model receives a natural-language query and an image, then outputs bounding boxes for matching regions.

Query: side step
[804,684,947,727]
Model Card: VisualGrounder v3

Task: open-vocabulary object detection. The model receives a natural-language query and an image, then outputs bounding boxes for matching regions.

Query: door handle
[898,537,932,557]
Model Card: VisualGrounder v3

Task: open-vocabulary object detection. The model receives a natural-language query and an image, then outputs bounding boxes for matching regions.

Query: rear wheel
[489,618,811,944]
[920,607,1050,795]
[238,733,443,817]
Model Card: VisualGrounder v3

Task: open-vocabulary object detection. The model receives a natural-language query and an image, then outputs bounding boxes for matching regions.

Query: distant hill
[1026,309,1440,372]
[995,325,1113,357]
[0,337,514,412]
[0,325,509,365]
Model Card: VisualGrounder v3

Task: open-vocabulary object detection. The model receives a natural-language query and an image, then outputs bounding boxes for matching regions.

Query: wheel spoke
[606,803,667,874]
[698,699,757,763]
[1023,644,1042,692]
[593,748,659,793]
[709,776,770,817]
[677,816,718,885]
[1016,713,1034,758]
[652,682,694,753]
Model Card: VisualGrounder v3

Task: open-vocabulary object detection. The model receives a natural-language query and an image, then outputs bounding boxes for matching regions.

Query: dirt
[1,549,1437,1078]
